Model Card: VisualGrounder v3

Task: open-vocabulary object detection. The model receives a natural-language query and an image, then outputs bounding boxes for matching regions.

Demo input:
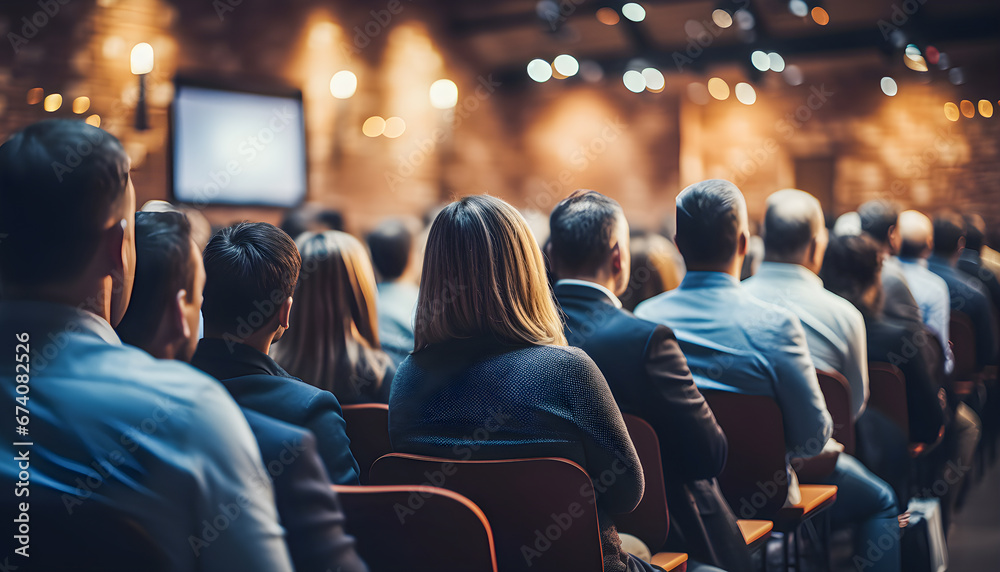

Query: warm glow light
[596,7,620,25]
[72,96,91,114]
[707,77,730,100]
[383,117,406,138]
[622,3,645,22]
[712,9,733,28]
[85,114,101,128]
[943,102,960,122]
[751,51,769,72]
[981,100,995,118]
[130,43,154,75]
[642,68,665,92]
[26,88,44,105]
[880,77,898,97]
[960,100,975,118]
[623,70,646,93]
[788,0,808,17]
[904,44,927,72]
[43,93,62,112]
[768,52,785,73]
[330,71,358,99]
[811,7,829,25]
[734,82,756,105]
[527,59,552,83]
[553,54,580,77]
[362,116,386,137]
[429,79,458,109]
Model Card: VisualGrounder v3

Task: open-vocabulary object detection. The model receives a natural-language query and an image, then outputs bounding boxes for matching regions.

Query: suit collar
[192,337,294,380]
[554,279,622,309]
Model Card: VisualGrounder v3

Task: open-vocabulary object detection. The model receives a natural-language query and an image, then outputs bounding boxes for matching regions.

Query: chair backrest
[617,414,670,552]
[334,484,498,572]
[341,403,391,484]
[815,369,856,455]
[702,391,788,520]
[369,453,604,572]
[950,311,978,381]
[867,362,910,438]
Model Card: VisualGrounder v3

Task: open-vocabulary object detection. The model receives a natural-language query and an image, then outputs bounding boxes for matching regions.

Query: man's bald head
[898,210,933,259]
[762,189,827,271]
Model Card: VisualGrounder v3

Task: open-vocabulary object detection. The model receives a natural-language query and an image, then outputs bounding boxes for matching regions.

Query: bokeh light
[979,100,994,118]
[622,3,646,22]
[751,51,769,72]
[26,88,44,105]
[707,77,730,100]
[72,96,91,114]
[943,102,959,121]
[811,7,829,25]
[734,82,756,105]
[429,79,458,109]
[553,54,580,77]
[330,71,358,99]
[768,52,785,72]
[788,0,808,17]
[596,7,620,25]
[623,70,646,93]
[43,93,62,112]
[880,77,897,97]
[85,114,101,128]
[527,59,553,82]
[642,68,665,92]
[383,117,406,138]
[712,9,733,28]
[130,43,154,75]
[362,116,386,137]
[960,100,975,118]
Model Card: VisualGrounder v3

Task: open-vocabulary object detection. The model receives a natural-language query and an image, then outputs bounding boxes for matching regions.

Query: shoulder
[634,289,679,319]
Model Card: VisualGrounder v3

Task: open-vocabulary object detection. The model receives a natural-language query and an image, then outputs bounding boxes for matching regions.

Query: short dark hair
[858,200,900,245]
[675,179,746,267]
[366,220,413,282]
[202,222,301,337]
[963,214,985,252]
[548,190,623,275]
[0,119,130,288]
[819,233,883,317]
[116,212,194,348]
[933,211,965,256]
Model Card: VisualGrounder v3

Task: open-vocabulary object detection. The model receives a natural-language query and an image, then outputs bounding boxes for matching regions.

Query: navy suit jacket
[192,339,361,485]
[242,410,368,572]
[929,256,999,367]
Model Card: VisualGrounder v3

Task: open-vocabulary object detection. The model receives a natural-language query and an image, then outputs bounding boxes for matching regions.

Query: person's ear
[171,289,192,342]
[610,242,622,274]
[278,297,293,330]
[103,219,126,277]
[958,236,966,251]
[737,231,749,256]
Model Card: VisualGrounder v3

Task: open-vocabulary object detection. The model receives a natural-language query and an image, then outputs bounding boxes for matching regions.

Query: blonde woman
[388,195,653,572]
[272,230,395,404]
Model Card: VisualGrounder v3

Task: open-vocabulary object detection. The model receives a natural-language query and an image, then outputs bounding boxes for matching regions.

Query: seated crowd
[1,119,997,572]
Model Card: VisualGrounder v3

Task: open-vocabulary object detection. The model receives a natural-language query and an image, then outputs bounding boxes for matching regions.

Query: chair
[369,453,688,572]
[950,311,980,397]
[815,369,856,456]
[703,390,837,571]
[334,484,497,572]
[341,403,391,484]
[867,362,945,457]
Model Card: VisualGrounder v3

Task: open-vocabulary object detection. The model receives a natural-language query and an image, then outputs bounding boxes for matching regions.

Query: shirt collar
[755,261,823,287]
[678,271,740,290]
[0,300,121,346]
[192,337,292,380]
[898,256,929,269]
[554,279,622,309]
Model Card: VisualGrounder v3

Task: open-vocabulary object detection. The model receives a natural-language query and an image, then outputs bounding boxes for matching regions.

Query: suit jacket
[959,249,1000,321]
[555,282,751,572]
[928,256,1000,367]
[192,339,361,485]
[882,257,924,327]
[242,410,368,572]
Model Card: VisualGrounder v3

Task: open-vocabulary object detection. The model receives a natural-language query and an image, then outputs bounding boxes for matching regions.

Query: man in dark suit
[959,214,1000,325]
[186,220,361,485]
[117,211,367,572]
[547,190,748,572]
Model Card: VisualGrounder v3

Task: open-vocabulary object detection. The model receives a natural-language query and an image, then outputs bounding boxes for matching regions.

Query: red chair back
[815,370,856,456]
[341,403,391,484]
[334,484,497,572]
[867,362,910,438]
[950,311,978,382]
[369,453,604,572]
[617,414,670,551]
[702,391,788,520]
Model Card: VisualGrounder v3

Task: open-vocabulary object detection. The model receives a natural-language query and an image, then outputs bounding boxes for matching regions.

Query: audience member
[191,222,361,485]
[896,210,954,373]
[117,211,367,572]
[619,231,684,311]
[280,203,345,241]
[366,218,420,366]
[745,189,870,420]
[637,179,901,572]
[833,211,862,237]
[858,200,923,326]
[388,195,651,572]
[959,214,1000,319]
[0,119,294,571]
[928,211,999,368]
[272,230,395,404]
[548,190,746,572]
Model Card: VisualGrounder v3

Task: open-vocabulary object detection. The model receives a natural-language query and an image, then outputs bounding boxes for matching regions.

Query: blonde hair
[414,195,566,350]
[272,230,392,403]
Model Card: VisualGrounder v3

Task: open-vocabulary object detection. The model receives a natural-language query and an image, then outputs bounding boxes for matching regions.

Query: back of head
[674,179,747,269]
[0,119,130,290]
[858,200,900,245]
[366,219,413,282]
[202,222,300,339]
[548,189,623,277]
[963,213,986,253]
[762,189,824,262]
[415,194,565,350]
[897,210,934,259]
[280,204,345,242]
[116,212,194,348]
[933,211,966,257]
[819,233,883,316]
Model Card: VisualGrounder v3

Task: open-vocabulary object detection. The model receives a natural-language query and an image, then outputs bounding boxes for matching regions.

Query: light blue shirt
[376,281,419,361]
[744,262,869,419]
[0,301,293,572]
[898,256,954,374]
[636,272,832,458]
